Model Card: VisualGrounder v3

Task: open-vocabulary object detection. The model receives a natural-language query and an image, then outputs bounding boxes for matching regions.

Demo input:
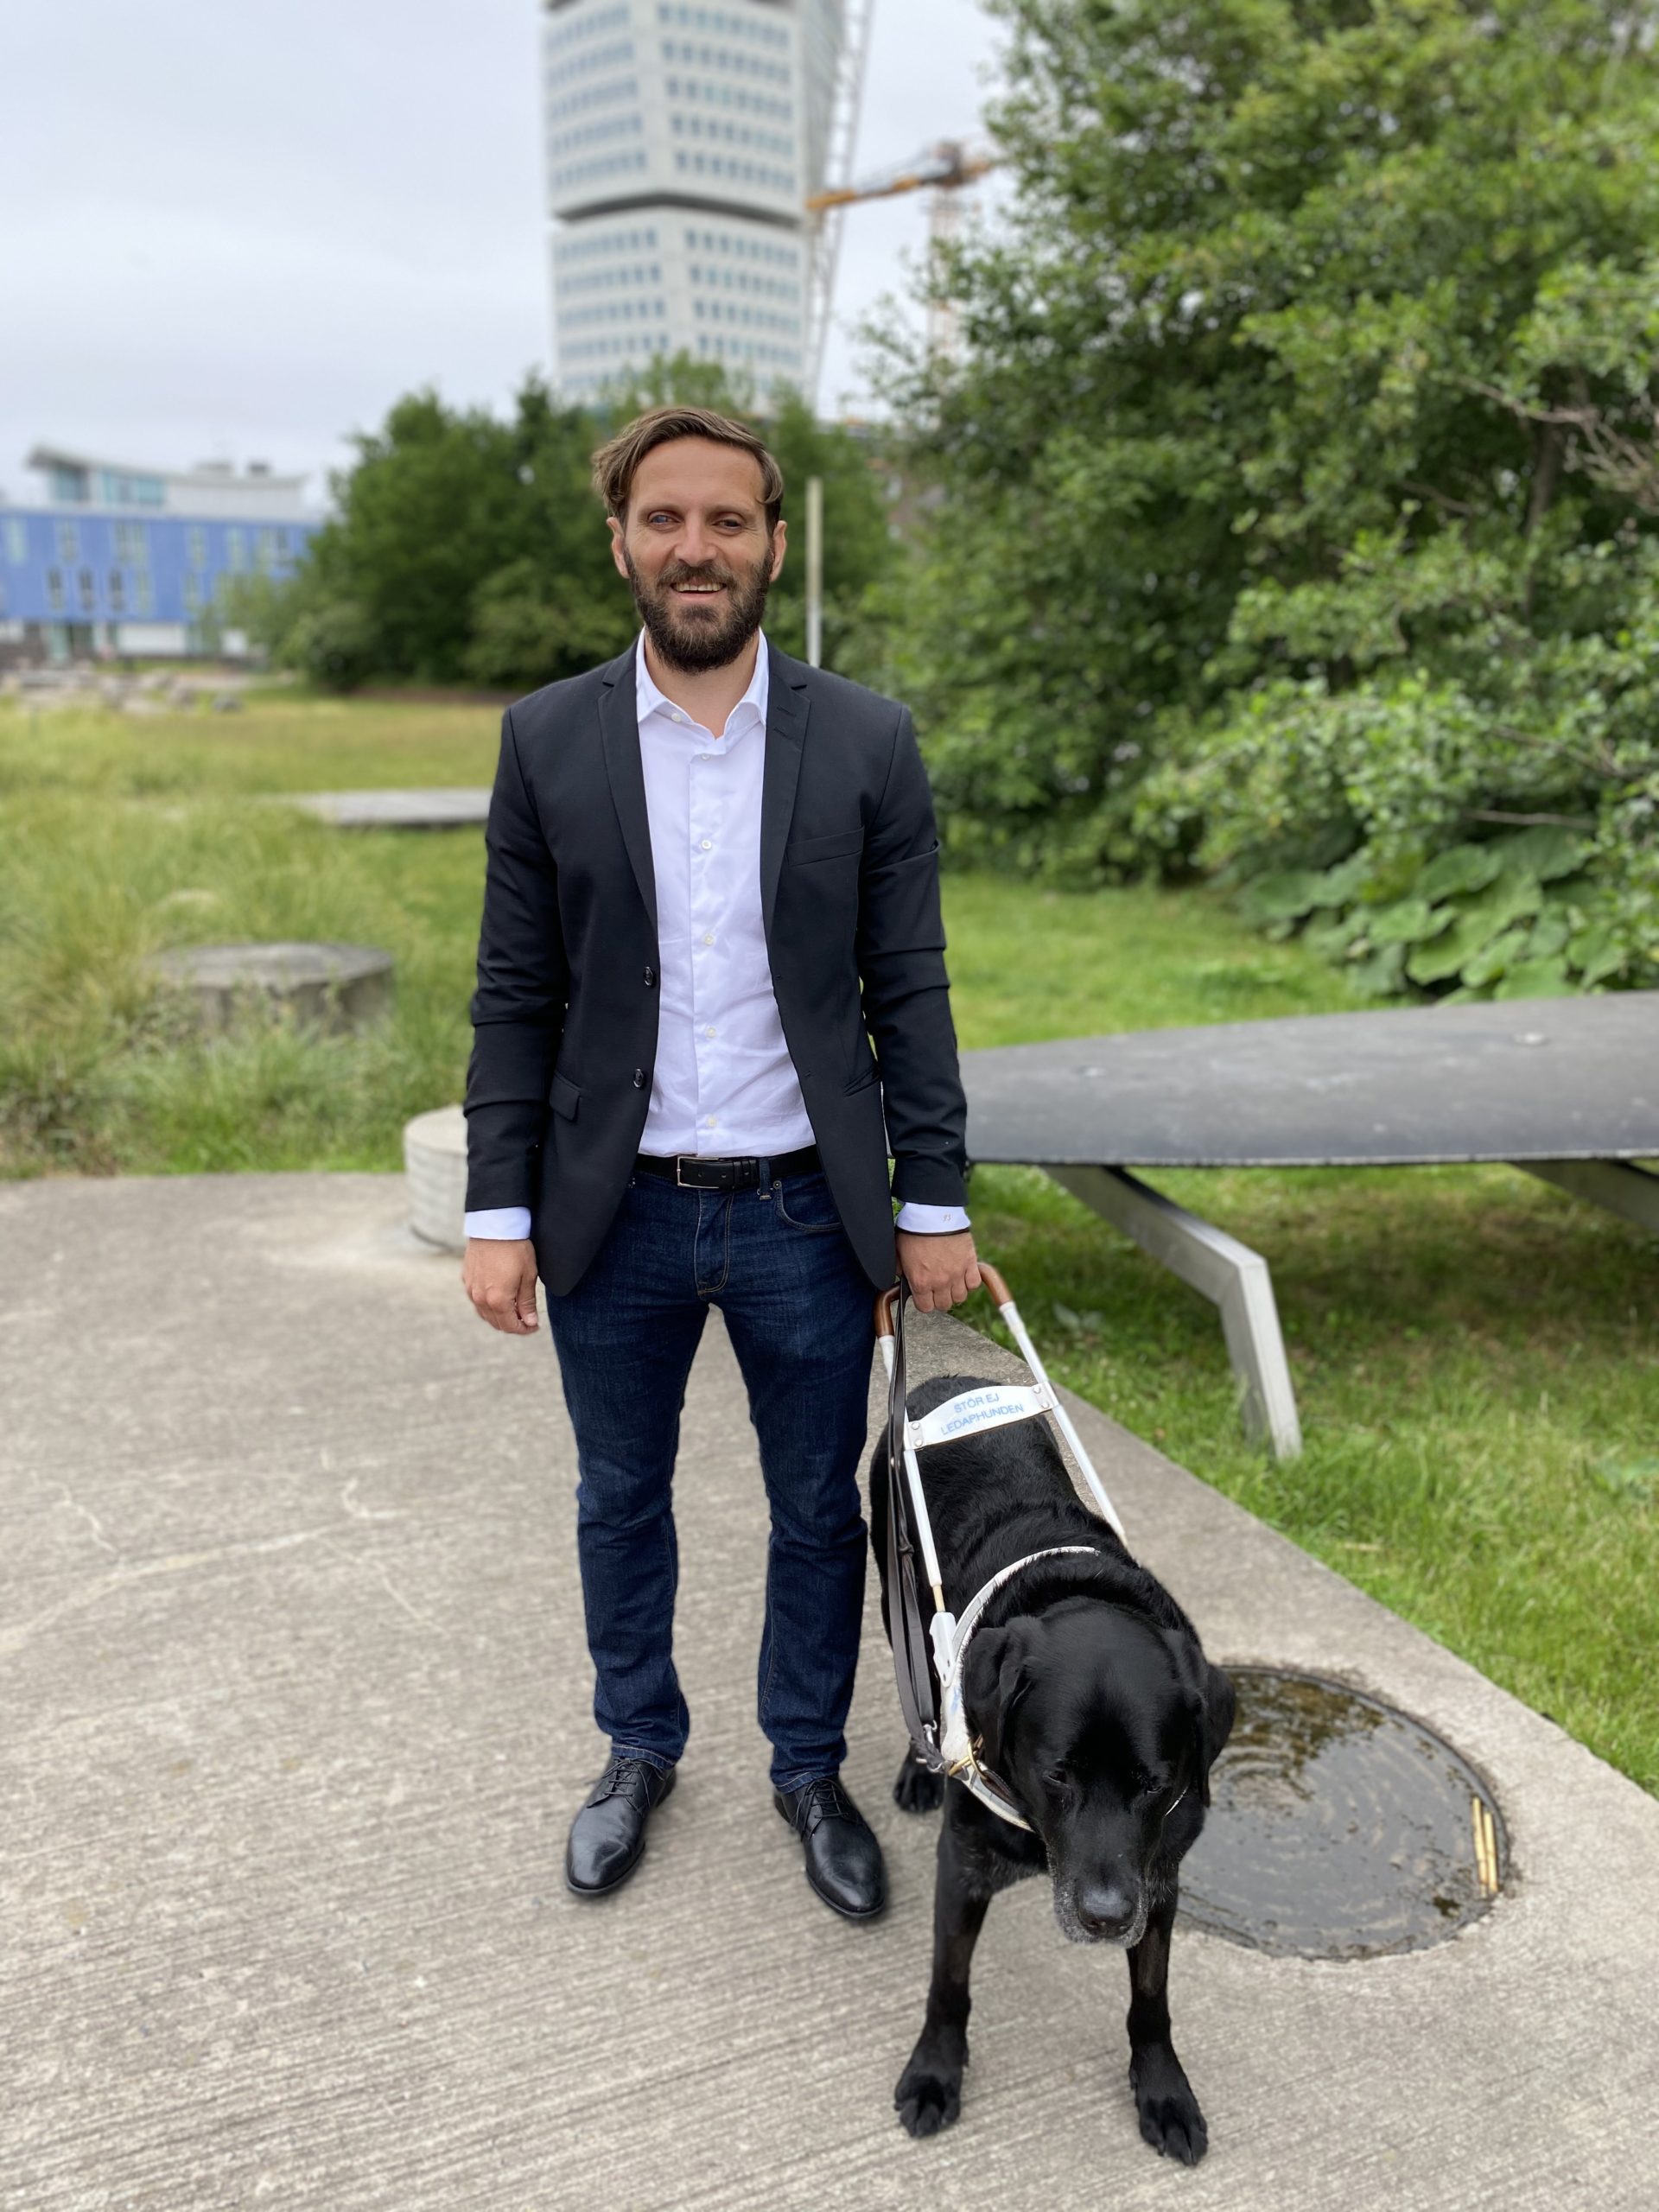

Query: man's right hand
[461,1237,541,1334]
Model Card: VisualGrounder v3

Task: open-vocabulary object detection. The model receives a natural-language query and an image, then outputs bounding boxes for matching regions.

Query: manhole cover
[1179,1668,1505,1960]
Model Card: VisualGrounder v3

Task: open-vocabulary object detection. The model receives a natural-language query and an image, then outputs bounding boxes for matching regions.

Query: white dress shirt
[465,632,969,1242]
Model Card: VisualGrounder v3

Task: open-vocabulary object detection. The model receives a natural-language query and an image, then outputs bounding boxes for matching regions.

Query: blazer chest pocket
[785,827,863,865]
[550,1071,582,1121]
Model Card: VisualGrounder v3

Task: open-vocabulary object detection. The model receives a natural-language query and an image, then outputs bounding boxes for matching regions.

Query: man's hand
[461,1237,541,1334]
[896,1229,982,1314]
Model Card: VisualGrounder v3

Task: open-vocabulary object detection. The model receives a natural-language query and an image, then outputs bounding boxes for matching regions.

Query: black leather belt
[634,1144,821,1192]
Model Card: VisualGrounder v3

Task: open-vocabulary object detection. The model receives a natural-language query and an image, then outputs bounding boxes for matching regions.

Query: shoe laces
[795,1777,854,1832]
[594,1755,659,1808]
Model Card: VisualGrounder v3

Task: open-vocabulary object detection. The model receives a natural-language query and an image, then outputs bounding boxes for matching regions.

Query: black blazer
[463,639,969,1296]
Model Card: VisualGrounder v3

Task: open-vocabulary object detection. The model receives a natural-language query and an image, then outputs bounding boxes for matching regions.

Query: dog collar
[937,1545,1103,1832]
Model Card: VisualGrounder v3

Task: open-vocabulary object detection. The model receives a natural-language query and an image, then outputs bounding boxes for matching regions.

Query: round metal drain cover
[1179,1668,1505,1960]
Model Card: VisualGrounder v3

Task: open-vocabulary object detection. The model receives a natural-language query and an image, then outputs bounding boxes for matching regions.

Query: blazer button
[643,964,656,987]
[632,1068,647,1088]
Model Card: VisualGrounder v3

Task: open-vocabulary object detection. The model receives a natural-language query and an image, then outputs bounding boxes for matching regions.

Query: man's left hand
[895,1229,982,1314]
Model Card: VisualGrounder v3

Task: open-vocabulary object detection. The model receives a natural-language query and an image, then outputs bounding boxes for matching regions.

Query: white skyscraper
[543,0,849,403]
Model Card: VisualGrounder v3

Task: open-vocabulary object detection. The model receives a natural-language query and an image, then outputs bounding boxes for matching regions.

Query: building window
[99,470,165,508]
[56,521,79,563]
[47,568,65,613]
[49,466,90,504]
[183,575,202,613]
[78,568,96,613]
[187,525,207,569]
[4,518,25,564]
[226,528,246,574]
[114,520,149,565]
[133,571,154,616]
[109,570,126,613]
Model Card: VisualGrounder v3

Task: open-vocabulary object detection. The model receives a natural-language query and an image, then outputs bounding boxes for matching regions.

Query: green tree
[253,362,897,694]
[882,0,1659,988]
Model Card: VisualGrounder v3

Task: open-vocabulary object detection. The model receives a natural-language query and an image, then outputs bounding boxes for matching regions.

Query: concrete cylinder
[404,1105,468,1252]
[148,941,393,1034]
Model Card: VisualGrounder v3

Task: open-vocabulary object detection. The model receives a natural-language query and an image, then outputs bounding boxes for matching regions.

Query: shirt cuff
[894,1202,971,1235]
[464,1206,533,1241]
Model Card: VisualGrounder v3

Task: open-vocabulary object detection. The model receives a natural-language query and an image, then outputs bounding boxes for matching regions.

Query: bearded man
[461,405,977,1920]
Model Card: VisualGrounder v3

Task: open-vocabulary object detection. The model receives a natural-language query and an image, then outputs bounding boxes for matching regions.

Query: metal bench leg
[1045,1166,1303,1460]
[1516,1159,1659,1235]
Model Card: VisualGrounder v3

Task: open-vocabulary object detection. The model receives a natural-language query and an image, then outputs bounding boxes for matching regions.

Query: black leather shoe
[773,1776,887,1920]
[565,1756,676,1898]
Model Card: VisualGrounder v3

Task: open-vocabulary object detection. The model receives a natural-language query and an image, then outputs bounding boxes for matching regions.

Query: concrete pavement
[3,1173,1656,2210]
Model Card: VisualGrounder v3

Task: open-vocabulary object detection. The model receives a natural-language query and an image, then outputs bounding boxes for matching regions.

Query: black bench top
[959,992,1659,1168]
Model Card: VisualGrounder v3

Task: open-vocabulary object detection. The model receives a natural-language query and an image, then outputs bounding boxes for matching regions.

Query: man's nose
[674,521,717,569]
[1075,1875,1138,1940]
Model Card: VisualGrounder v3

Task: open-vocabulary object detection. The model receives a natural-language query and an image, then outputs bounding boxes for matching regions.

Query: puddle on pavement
[1179,1668,1506,1961]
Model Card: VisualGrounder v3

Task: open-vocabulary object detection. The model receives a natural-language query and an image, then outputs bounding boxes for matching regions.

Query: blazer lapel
[598,644,658,931]
[760,642,810,937]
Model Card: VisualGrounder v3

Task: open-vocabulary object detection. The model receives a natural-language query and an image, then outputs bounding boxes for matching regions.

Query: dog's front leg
[1124,1891,1207,2164]
[894,1823,988,2138]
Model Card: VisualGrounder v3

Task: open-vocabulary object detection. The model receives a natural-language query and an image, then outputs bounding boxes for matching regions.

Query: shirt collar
[634,629,769,741]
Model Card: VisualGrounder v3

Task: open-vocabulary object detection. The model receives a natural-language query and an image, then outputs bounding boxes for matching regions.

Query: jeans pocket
[773,1171,842,1233]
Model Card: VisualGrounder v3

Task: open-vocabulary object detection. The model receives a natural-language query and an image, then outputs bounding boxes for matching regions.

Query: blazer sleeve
[856,706,969,1211]
[463,706,569,1214]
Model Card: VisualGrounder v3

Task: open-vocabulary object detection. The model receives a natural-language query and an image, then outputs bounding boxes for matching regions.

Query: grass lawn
[4,693,1656,1793]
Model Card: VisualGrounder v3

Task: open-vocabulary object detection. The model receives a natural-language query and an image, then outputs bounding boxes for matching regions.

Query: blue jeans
[543,1166,877,1790]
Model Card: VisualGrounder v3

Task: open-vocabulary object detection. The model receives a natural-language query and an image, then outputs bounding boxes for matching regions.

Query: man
[461,404,977,1921]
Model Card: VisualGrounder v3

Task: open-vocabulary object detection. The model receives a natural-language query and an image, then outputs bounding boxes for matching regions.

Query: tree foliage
[880,0,1659,990]
[245,360,897,693]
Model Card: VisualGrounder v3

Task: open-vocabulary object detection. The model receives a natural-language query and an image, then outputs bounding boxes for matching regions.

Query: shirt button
[632,1068,646,1089]
[696,753,709,762]
[703,1025,716,1039]
[643,964,656,987]
[705,1116,717,1128]
[702,932,715,945]
[699,838,712,851]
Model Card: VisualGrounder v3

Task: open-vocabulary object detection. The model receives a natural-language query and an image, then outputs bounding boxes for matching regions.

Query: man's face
[610,436,786,672]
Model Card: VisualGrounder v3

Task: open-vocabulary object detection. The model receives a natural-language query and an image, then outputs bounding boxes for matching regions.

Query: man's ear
[962,1618,1041,1775]
[1163,1630,1236,1807]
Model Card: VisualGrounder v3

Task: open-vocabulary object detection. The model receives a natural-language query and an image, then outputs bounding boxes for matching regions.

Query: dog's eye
[1043,1764,1072,1797]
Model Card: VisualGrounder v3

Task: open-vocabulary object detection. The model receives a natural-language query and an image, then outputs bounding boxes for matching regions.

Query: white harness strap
[876,1267,1131,1834]
[937,1545,1102,1830]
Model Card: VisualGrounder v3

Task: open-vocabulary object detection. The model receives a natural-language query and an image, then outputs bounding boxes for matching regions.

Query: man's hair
[591,405,785,533]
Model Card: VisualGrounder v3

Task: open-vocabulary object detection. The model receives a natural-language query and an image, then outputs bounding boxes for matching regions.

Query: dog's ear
[1163,1630,1236,1807]
[962,1618,1041,1776]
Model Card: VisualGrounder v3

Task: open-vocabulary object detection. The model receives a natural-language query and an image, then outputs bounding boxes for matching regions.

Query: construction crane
[805,138,1001,372]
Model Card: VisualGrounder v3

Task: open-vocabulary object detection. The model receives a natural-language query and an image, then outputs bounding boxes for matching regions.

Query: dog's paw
[1130,2053,1208,2165]
[893,1752,945,1815]
[894,2054,963,2138]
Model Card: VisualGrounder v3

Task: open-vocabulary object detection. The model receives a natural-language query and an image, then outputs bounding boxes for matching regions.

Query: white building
[543,0,848,403]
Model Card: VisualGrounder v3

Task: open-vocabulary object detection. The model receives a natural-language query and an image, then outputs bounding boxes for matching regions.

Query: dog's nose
[1075,1878,1137,1940]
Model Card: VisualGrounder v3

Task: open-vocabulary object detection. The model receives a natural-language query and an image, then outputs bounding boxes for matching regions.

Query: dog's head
[963,1597,1235,1948]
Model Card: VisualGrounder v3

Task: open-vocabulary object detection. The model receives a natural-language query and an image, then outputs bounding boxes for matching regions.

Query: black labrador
[870,1371,1236,2163]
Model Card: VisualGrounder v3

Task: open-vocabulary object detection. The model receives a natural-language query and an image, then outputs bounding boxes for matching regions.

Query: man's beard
[623,542,774,673]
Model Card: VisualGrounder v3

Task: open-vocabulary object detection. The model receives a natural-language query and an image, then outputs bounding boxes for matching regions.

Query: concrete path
[3,1174,1656,2211]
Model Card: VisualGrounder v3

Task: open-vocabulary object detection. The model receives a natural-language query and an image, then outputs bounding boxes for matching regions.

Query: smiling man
[461,404,977,1919]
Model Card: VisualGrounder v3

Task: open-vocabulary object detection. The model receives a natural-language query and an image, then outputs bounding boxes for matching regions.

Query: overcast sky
[1,0,1006,507]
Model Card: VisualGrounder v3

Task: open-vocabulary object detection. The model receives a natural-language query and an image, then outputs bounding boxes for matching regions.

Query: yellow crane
[806,139,1000,359]
[805,138,1000,213]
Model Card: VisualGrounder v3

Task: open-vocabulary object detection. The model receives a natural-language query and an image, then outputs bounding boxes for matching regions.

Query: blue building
[0,446,324,664]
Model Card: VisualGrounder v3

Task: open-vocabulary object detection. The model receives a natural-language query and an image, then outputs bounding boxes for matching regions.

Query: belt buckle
[675,1156,698,1188]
